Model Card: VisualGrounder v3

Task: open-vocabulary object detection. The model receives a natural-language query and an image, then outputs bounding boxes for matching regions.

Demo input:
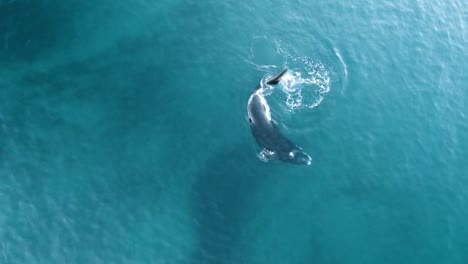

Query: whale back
[247,91,296,154]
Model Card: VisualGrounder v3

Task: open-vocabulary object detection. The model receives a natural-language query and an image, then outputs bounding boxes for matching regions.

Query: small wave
[334,47,348,95]
[244,35,286,72]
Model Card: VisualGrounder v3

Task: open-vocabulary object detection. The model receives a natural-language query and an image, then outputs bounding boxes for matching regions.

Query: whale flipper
[266,68,288,85]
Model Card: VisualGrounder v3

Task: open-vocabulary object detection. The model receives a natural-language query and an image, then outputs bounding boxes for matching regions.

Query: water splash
[279,57,331,111]
[248,36,332,112]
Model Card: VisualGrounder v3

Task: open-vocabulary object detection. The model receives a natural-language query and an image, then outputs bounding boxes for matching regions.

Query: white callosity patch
[258,148,276,162]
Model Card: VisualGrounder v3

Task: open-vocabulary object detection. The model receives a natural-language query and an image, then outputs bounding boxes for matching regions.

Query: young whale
[247,69,312,165]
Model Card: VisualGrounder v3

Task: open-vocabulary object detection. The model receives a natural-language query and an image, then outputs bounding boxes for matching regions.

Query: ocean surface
[0,0,467,263]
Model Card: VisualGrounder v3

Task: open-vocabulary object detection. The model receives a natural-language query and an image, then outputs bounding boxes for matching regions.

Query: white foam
[279,57,331,111]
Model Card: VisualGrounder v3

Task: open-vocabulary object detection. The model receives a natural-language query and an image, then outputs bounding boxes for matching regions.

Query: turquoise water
[1,0,467,263]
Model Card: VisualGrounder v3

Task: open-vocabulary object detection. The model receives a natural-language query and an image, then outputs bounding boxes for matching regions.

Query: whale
[247,69,312,165]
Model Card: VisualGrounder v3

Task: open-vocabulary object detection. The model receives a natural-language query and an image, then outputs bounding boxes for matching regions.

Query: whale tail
[266,68,288,85]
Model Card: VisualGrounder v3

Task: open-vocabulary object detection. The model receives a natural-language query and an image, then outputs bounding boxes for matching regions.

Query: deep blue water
[1,0,467,263]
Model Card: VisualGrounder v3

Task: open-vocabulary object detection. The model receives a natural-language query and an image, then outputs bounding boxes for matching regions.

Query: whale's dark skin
[247,69,312,165]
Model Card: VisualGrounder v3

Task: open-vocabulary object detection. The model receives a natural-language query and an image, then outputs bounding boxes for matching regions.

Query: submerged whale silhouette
[247,69,312,165]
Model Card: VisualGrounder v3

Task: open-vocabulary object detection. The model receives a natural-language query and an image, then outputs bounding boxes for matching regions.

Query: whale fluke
[266,68,288,85]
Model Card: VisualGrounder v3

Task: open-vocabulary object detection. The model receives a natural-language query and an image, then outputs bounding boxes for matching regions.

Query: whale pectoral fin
[258,148,277,162]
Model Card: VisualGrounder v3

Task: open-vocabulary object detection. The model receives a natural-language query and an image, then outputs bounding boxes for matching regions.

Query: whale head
[286,148,312,165]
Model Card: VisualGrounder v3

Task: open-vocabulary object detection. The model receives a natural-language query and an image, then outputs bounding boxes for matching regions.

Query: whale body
[247,69,312,165]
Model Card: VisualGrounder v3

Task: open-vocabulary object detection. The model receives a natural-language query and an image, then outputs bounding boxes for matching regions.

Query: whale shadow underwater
[189,143,277,263]
[247,68,312,165]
